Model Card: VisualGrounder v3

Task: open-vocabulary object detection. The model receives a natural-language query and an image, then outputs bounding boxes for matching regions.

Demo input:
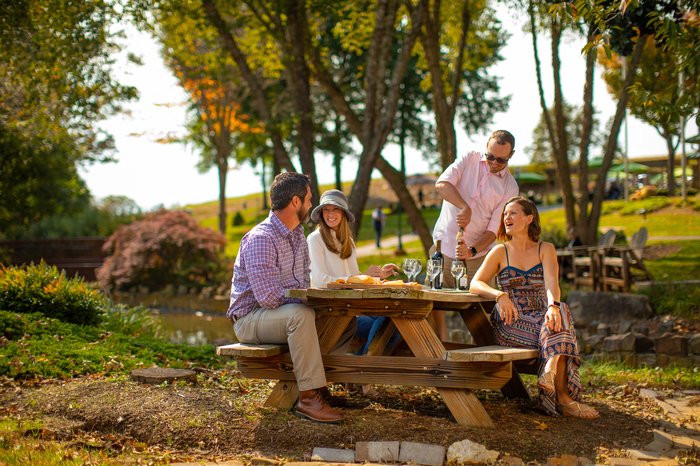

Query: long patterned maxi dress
[490,243,582,415]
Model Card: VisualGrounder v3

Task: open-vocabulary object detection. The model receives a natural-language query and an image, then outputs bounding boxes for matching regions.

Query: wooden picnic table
[218,286,538,427]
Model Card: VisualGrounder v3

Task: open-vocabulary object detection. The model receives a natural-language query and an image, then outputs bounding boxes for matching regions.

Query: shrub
[0,262,106,326]
[97,210,227,293]
[231,211,245,226]
[640,282,700,320]
[540,227,568,248]
[618,196,670,215]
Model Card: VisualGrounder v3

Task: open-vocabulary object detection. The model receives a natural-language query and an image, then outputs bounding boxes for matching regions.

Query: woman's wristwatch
[548,300,561,309]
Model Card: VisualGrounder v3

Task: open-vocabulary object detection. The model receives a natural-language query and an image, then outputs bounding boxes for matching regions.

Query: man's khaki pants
[234,303,326,391]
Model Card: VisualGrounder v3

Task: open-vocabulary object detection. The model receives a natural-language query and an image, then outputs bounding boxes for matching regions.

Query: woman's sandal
[537,370,556,392]
[559,401,599,419]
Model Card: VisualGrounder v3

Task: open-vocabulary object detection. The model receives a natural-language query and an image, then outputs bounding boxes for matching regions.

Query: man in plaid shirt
[227,172,343,423]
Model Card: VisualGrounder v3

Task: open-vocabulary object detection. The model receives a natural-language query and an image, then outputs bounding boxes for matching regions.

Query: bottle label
[459,275,468,290]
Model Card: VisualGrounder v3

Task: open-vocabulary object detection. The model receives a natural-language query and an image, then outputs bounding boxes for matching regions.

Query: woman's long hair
[496,196,541,242]
[317,210,355,259]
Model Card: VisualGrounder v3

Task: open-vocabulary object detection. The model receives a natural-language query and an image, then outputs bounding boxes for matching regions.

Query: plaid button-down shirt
[227,212,310,320]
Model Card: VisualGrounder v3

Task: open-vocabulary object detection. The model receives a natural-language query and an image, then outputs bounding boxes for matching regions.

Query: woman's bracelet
[495,291,506,302]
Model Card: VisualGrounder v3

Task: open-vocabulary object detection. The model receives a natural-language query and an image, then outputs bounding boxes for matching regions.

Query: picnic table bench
[217,286,539,427]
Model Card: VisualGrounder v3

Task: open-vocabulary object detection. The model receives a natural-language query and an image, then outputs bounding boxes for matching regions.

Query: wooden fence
[0,237,107,281]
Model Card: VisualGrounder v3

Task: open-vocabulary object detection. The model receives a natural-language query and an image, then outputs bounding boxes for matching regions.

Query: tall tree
[418,0,509,170]
[200,0,311,198]
[526,103,602,165]
[599,35,699,196]
[525,0,691,244]
[0,0,137,236]
[154,2,265,236]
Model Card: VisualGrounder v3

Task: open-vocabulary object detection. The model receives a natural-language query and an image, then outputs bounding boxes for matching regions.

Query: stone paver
[311,447,356,463]
[355,441,400,463]
[398,441,445,466]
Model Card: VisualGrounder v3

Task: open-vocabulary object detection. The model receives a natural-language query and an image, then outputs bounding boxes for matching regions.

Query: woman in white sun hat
[308,189,398,288]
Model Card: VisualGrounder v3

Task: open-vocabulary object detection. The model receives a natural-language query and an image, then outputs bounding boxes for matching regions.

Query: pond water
[153,310,236,346]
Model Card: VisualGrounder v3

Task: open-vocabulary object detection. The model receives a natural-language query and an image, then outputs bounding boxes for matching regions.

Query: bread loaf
[347,274,375,284]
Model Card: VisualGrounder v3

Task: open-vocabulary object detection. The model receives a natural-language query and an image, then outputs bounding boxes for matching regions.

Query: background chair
[570,230,617,291]
[601,227,651,292]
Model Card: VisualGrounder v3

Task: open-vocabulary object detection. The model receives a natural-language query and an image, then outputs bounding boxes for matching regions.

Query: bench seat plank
[446,345,538,362]
[216,343,287,358]
[236,354,512,390]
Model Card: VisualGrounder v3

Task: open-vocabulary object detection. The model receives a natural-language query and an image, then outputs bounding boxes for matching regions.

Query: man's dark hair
[270,172,311,211]
[488,130,515,154]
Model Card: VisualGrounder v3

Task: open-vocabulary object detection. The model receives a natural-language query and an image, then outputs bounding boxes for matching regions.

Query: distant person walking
[371,206,385,248]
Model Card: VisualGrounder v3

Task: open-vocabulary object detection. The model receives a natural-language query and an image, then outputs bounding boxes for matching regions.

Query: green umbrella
[587,156,605,168]
[609,161,649,174]
[513,171,546,183]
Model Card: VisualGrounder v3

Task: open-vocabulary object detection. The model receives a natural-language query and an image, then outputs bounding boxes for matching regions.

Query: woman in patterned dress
[468,196,598,419]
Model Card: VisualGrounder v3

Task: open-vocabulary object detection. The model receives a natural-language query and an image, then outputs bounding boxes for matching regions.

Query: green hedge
[0,262,106,326]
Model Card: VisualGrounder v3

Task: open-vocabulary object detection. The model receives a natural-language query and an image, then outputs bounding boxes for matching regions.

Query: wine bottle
[432,239,444,289]
[456,228,469,290]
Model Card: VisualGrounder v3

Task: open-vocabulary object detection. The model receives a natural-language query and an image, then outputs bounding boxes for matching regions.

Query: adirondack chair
[570,230,617,291]
[601,227,651,292]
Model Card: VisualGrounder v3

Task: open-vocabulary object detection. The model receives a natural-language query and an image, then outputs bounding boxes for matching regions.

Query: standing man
[371,206,385,248]
[227,172,343,424]
[433,129,520,287]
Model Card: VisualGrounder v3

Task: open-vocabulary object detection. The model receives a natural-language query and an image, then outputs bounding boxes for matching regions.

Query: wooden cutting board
[325,282,422,290]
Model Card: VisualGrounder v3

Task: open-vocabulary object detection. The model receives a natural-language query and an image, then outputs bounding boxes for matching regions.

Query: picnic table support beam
[459,304,532,400]
[391,316,494,427]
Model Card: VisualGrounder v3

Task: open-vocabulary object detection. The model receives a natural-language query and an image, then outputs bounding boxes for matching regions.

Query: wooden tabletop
[287,286,493,303]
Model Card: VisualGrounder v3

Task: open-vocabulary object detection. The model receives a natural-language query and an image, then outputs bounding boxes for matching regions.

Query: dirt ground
[0,371,690,465]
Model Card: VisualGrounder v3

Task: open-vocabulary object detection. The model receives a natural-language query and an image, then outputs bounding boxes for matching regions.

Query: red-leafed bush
[97,210,227,293]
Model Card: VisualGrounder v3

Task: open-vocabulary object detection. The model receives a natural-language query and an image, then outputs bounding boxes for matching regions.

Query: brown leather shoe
[295,389,344,423]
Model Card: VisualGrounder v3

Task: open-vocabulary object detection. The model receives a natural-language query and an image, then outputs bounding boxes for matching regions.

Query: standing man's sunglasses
[485,153,510,164]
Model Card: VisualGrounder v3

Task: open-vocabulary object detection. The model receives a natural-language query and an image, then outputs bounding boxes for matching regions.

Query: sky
[81,8,671,211]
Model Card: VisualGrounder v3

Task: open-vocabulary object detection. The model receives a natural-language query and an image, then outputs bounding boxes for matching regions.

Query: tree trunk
[420,0,469,170]
[375,156,433,254]
[217,155,228,239]
[586,37,647,241]
[664,130,676,196]
[283,0,319,203]
[201,0,296,174]
[550,18,576,232]
[575,25,597,244]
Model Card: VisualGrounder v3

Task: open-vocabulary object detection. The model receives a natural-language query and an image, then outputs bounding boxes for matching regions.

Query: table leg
[265,381,299,409]
[459,304,531,400]
[391,317,494,427]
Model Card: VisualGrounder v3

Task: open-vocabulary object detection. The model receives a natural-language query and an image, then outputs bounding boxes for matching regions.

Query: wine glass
[427,259,441,290]
[402,258,415,283]
[451,262,465,291]
[412,259,422,283]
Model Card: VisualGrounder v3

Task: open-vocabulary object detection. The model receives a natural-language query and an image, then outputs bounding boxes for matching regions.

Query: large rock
[604,333,636,352]
[447,439,499,465]
[567,291,653,328]
[655,334,688,356]
[688,334,700,355]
